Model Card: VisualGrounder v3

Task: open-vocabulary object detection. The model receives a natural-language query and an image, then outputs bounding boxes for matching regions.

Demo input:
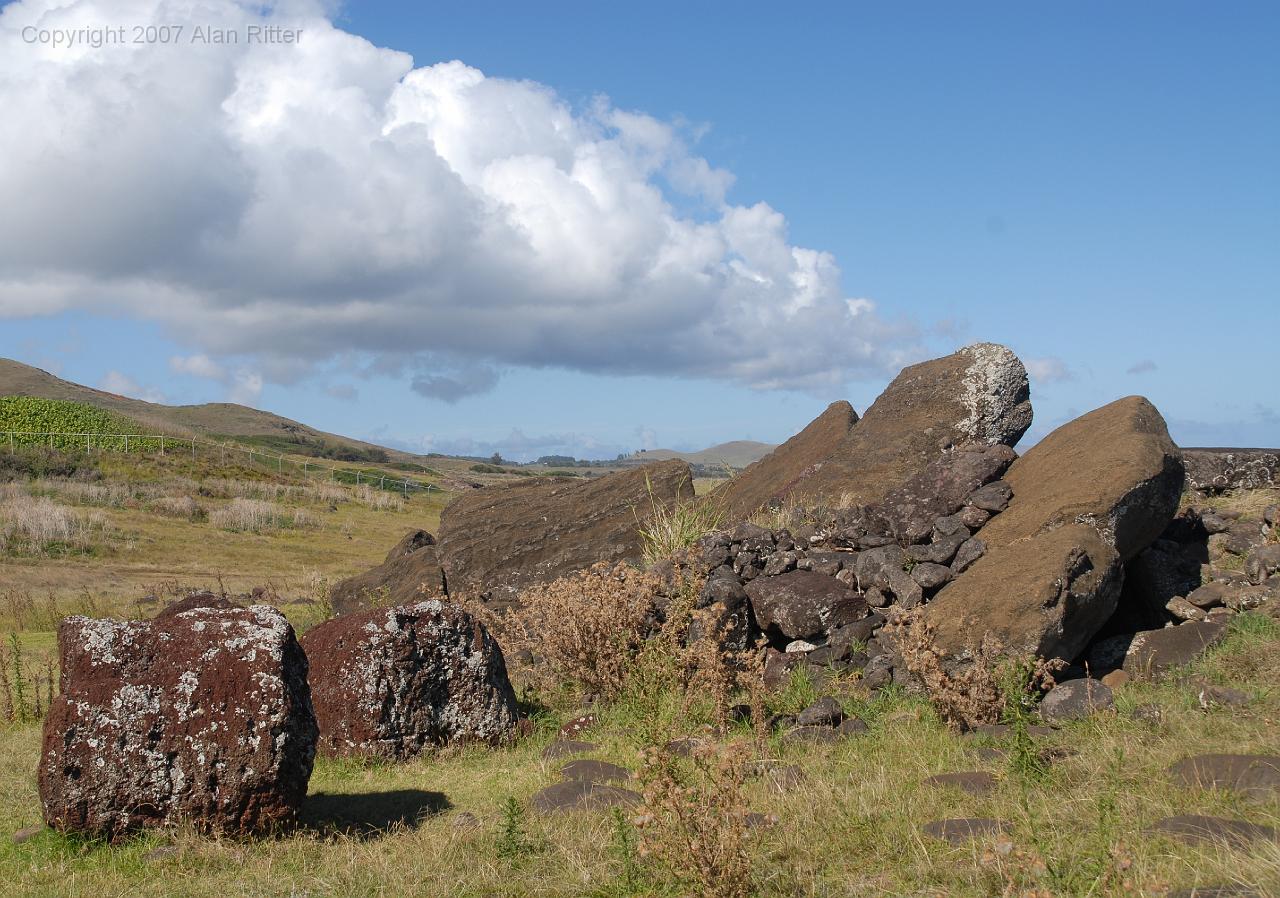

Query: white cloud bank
[0,0,919,400]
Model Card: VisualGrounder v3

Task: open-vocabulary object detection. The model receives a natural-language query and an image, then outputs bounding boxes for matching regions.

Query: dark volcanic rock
[1183,448,1278,493]
[39,603,317,840]
[301,601,517,759]
[1039,678,1115,722]
[329,537,446,616]
[1124,619,1230,677]
[925,397,1183,662]
[715,344,1031,515]
[870,444,1016,543]
[437,460,691,604]
[1147,815,1277,847]
[923,771,999,795]
[746,570,867,642]
[531,780,642,814]
[1167,754,1280,800]
[541,740,597,760]
[921,817,1009,844]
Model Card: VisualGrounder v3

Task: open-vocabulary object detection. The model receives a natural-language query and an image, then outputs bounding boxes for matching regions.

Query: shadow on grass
[298,789,451,840]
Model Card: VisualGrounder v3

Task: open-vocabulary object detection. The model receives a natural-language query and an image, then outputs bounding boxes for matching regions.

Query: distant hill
[628,440,776,470]
[0,358,401,463]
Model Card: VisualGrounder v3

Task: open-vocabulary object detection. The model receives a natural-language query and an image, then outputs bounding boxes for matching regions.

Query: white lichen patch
[957,342,1030,444]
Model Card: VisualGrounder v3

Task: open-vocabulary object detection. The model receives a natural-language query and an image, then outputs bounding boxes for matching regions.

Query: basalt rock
[924,397,1183,663]
[39,599,317,840]
[746,569,867,643]
[1183,449,1278,493]
[716,344,1031,516]
[301,600,517,759]
[437,460,691,605]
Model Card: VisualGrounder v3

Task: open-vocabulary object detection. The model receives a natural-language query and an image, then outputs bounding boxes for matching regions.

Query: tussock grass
[0,494,112,557]
[636,475,727,566]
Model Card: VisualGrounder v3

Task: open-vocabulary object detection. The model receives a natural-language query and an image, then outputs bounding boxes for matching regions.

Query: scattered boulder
[1246,544,1280,585]
[1039,679,1115,722]
[1147,815,1277,848]
[921,817,1010,844]
[560,760,632,784]
[923,771,998,795]
[870,444,1016,543]
[746,570,867,642]
[1168,754,1280,800]
[1182,449,1278,493]
[301,601,517,759]
[531,781,642,814]
[436,460,692,605]
[39,601,317,839]
[329,534,446,616]
[1124,619,1230,677]
[796,696,844,727]
[925,397,1183,663]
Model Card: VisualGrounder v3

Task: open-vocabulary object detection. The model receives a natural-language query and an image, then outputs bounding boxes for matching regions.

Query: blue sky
[1,1,1277,459]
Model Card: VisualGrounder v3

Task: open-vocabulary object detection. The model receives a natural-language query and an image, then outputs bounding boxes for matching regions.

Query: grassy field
[0,611,1276,897]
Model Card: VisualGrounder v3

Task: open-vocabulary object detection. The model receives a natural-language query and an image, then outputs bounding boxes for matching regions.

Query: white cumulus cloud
[99,370,165,404]
[0,0,921,399]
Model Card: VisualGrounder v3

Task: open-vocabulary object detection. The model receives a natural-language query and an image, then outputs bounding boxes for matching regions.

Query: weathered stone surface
[923,771,998,795]
[560,760,632,784]
[870,444,1017,543]
[1246,544,1280,585]
[746,570,867,642]
[301,601,517,759]
[921,817,1009,844]
[329,537,446,616]
[542,740,597,760]
[531,780,642,813]
[714,344,1031,520]
[927,524,1123,661]
[1168,754,1280,800]
[1124,619,1230,677]
[39,602,316,839]
[910,562,953,590]
[716,401,860,520]
[796,696,844,727]
[1147,815,1277,847]
[951,537,986,574]
[925,397,1182,662]
[1183,449,1278,493]
[436,460,691,604]
[1039,678,1115,722]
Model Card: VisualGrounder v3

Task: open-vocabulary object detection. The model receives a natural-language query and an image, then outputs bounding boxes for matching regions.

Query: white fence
[1,429,437,497]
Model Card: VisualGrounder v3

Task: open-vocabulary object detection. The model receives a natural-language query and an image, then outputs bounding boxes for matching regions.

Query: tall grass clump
[636,474,726,566]
[0,493,110,556]
[209,498,321,533]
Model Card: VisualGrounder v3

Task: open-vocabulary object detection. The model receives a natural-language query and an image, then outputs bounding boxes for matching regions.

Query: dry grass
[0,494,112,557]
[637,475,727,566]
[208,498,321,533]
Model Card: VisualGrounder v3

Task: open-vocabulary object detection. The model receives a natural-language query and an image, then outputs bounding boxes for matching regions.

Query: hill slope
[629,440,777,468]
[0,358,396,461]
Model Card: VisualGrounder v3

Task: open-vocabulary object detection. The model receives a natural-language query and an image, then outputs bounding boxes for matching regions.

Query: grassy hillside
[0,359,399,462]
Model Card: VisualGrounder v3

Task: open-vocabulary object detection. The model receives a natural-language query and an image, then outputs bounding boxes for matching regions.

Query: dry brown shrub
[482,562,665,701]
[886,608,1061,732]
[635,740,756,898]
